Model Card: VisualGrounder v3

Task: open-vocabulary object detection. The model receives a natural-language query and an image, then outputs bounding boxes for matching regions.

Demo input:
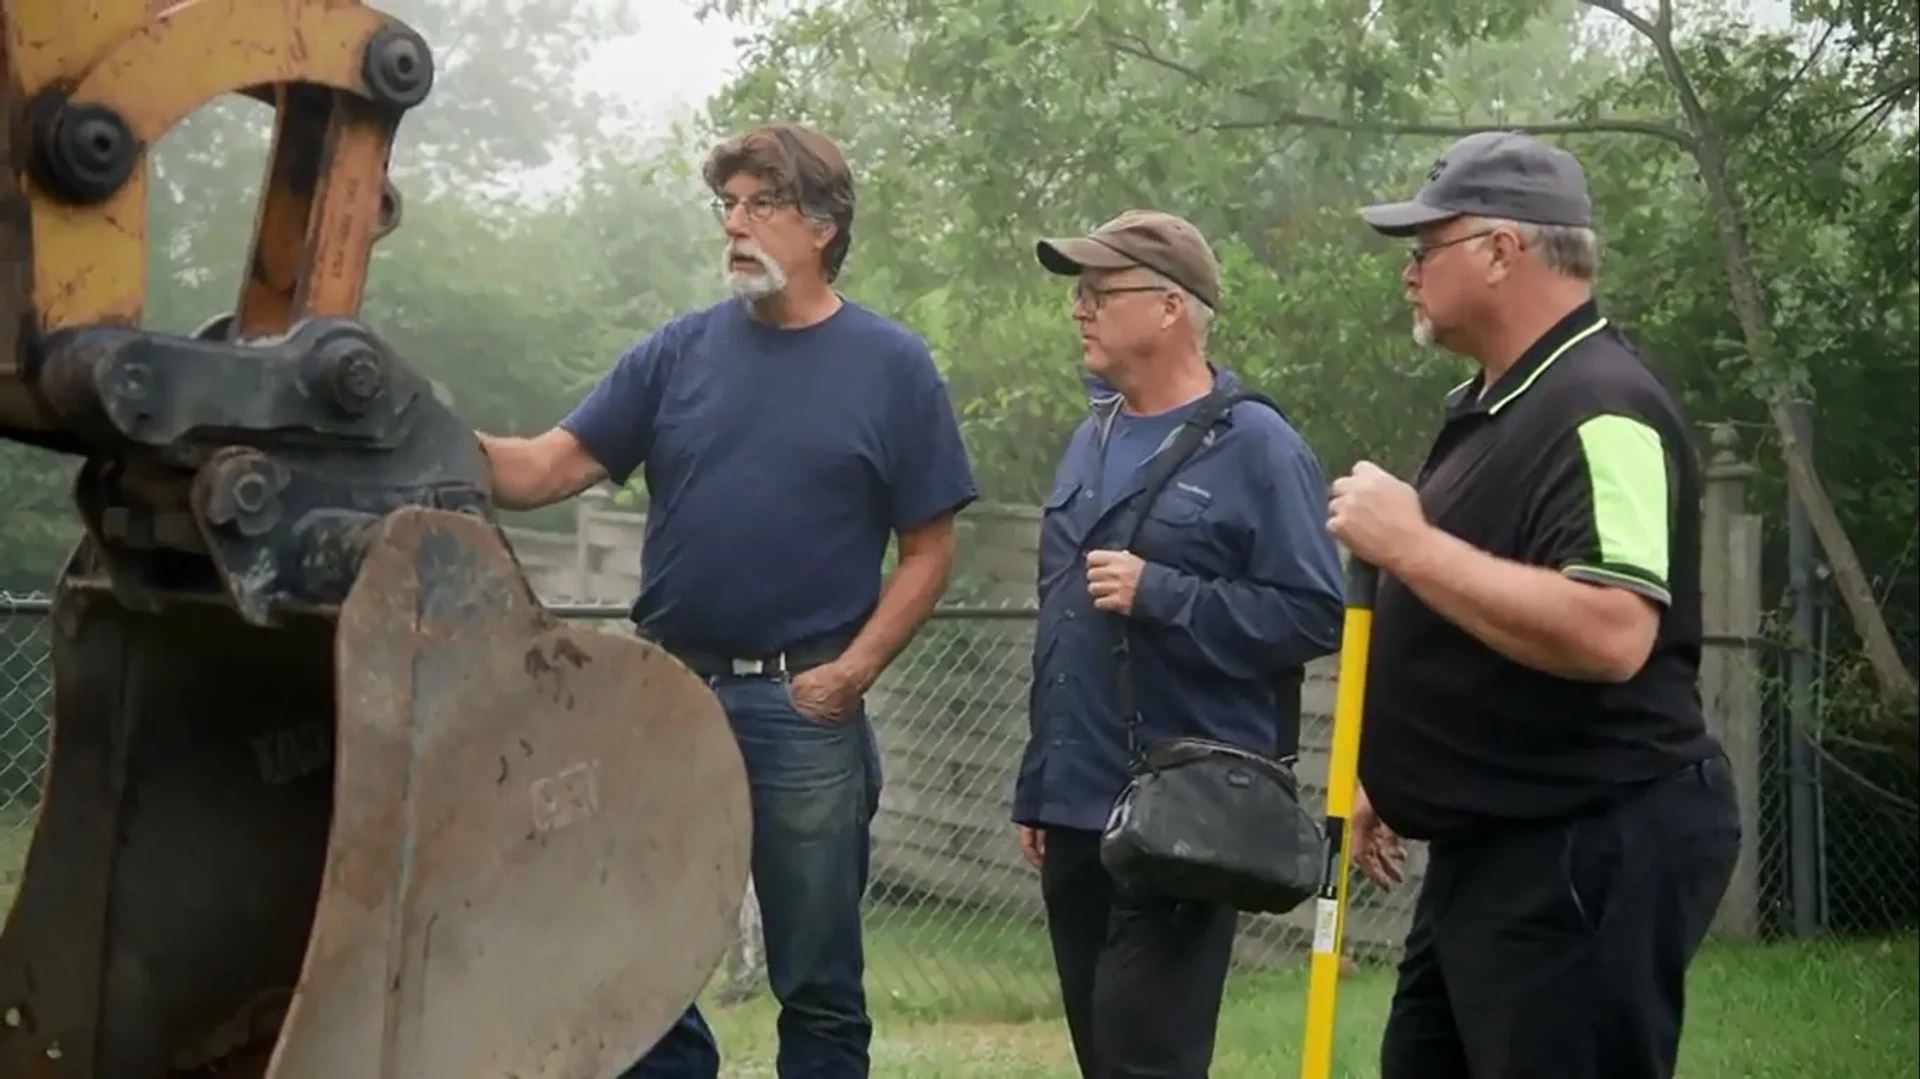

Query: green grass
[1,828,1911,1077]
[700,900,1920,1079]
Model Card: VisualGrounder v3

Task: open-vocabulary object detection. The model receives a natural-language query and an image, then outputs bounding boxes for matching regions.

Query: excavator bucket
[0,0,756,1072]
[0,511,752,1078]
[281,508,752,1078]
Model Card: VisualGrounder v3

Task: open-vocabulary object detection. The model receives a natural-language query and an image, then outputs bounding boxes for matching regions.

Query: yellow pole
[1299,556,1378,1079]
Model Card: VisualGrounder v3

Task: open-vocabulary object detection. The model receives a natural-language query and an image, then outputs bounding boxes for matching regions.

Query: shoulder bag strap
[1109,388,1285,766]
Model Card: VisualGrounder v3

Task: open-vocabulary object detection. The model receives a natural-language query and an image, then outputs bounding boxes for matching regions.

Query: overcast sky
[586,1,751,133]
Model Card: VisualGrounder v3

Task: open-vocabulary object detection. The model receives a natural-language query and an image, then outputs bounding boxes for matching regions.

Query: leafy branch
[1105,1,1916,711]
[1580,0,1917,709]
[1101,34,1699,149]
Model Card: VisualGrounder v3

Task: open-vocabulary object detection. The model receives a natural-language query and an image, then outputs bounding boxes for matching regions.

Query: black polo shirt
[1358,300,1720,842]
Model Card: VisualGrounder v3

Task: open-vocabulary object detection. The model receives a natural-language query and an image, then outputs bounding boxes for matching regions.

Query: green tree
[689,0,1917,711]
[683,0,1631,501]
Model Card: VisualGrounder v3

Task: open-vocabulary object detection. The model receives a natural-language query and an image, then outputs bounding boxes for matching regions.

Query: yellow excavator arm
[0,2,753,1076]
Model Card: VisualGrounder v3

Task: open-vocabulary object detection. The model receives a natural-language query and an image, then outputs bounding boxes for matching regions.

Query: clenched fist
[1328,461,1430,571]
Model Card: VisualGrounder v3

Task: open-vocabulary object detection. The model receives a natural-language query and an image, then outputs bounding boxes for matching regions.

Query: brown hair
[702,122,857,282]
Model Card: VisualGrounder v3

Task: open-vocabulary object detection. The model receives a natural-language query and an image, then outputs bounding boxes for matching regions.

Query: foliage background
[0,0,1913,907]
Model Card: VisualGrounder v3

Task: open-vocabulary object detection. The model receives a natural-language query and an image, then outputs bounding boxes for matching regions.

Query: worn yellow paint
[73,0,388,143]
[6,0,387,330]
[7,0,155,328]
[5,1,150,88]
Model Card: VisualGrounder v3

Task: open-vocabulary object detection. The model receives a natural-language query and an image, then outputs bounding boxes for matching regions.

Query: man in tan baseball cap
[1033,209,1222,406]
[1015,207,1349,1079]
[1036,208,1223,311]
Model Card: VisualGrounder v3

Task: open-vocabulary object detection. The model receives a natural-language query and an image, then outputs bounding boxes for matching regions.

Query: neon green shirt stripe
[1572,413,1669,586]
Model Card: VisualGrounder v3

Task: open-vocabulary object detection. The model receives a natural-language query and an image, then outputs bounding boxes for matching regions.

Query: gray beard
[724,248,787,301]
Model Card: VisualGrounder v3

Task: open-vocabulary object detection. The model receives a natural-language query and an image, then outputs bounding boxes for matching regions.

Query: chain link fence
[2,587,1915,1023]
[1750,572,1920,944]
[1,595,50,913]
[701,605,1422,1018]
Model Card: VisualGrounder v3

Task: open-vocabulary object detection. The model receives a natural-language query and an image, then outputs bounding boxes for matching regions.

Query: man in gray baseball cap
[1358,129,1594,237]
[1327,130,1738,1079]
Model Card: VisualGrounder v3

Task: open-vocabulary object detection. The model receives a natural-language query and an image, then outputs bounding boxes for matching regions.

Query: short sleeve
[882,344,979,532]
[1520,412,1674,606]
[557,329,672,487]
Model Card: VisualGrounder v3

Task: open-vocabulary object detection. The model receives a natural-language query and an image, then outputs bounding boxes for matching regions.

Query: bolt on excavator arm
[0,2,753,1076]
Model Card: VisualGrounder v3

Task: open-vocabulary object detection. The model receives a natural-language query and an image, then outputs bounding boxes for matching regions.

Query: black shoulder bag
[1096,388,1325,915]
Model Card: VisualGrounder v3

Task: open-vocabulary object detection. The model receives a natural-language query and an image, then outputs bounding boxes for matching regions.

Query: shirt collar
[1444,300,1609,419]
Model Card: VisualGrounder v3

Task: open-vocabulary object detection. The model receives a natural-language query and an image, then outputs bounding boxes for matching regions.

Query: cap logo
[1426,158,1446,183]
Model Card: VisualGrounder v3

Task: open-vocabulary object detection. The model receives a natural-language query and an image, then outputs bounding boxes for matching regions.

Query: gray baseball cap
[1360,130,1593,237]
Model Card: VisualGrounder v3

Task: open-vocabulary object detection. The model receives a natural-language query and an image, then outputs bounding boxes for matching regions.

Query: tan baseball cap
[1035,209,1221,311]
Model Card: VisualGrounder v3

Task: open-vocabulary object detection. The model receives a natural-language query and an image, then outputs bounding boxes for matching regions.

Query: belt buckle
[731,654,792,677]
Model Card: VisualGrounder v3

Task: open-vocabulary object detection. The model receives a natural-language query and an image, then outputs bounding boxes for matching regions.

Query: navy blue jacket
[1011,368,1347,832]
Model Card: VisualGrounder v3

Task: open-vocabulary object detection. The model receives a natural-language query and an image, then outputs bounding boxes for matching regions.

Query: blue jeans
[621,675,883,1079]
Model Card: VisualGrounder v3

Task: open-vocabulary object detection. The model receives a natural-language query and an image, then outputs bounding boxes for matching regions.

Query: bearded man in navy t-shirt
[477,122,978,1079]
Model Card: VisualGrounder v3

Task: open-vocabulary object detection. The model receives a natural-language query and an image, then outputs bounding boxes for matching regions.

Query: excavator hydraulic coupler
[0,1,754,1076]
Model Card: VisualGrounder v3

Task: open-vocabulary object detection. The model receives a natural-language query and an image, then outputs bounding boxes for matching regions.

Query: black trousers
[1039,826,1239,1079]
[1381,754,1743,1079]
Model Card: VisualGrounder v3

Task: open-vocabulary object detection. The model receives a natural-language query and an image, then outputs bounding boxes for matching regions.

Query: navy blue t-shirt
[1097,400,1201,514]
[559,297,979,655]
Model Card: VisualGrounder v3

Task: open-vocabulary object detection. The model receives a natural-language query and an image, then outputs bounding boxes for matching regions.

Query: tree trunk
[1612,0,1918,709]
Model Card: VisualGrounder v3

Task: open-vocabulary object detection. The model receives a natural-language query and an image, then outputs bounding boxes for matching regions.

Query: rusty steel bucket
[0,508,753,1078]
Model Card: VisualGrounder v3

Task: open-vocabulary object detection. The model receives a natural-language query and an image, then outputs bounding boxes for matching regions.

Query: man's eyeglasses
[710,194,793,223]
[1409,229,1497,265]
[1071,282,1169,311]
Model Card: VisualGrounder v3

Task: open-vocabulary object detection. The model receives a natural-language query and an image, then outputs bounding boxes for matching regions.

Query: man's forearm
[478,432,604,512]
[839,547,953,688]
[1392,525,1649,681]
[1132,564,1343,677]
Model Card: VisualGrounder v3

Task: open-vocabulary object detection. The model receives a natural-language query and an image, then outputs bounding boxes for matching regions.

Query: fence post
[572,488,599,600]
[1699,423,1764,940]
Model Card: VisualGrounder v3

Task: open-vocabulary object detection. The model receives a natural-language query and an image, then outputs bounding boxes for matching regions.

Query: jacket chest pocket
[1144,485,1210,527]
[1130,486,1226,571]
